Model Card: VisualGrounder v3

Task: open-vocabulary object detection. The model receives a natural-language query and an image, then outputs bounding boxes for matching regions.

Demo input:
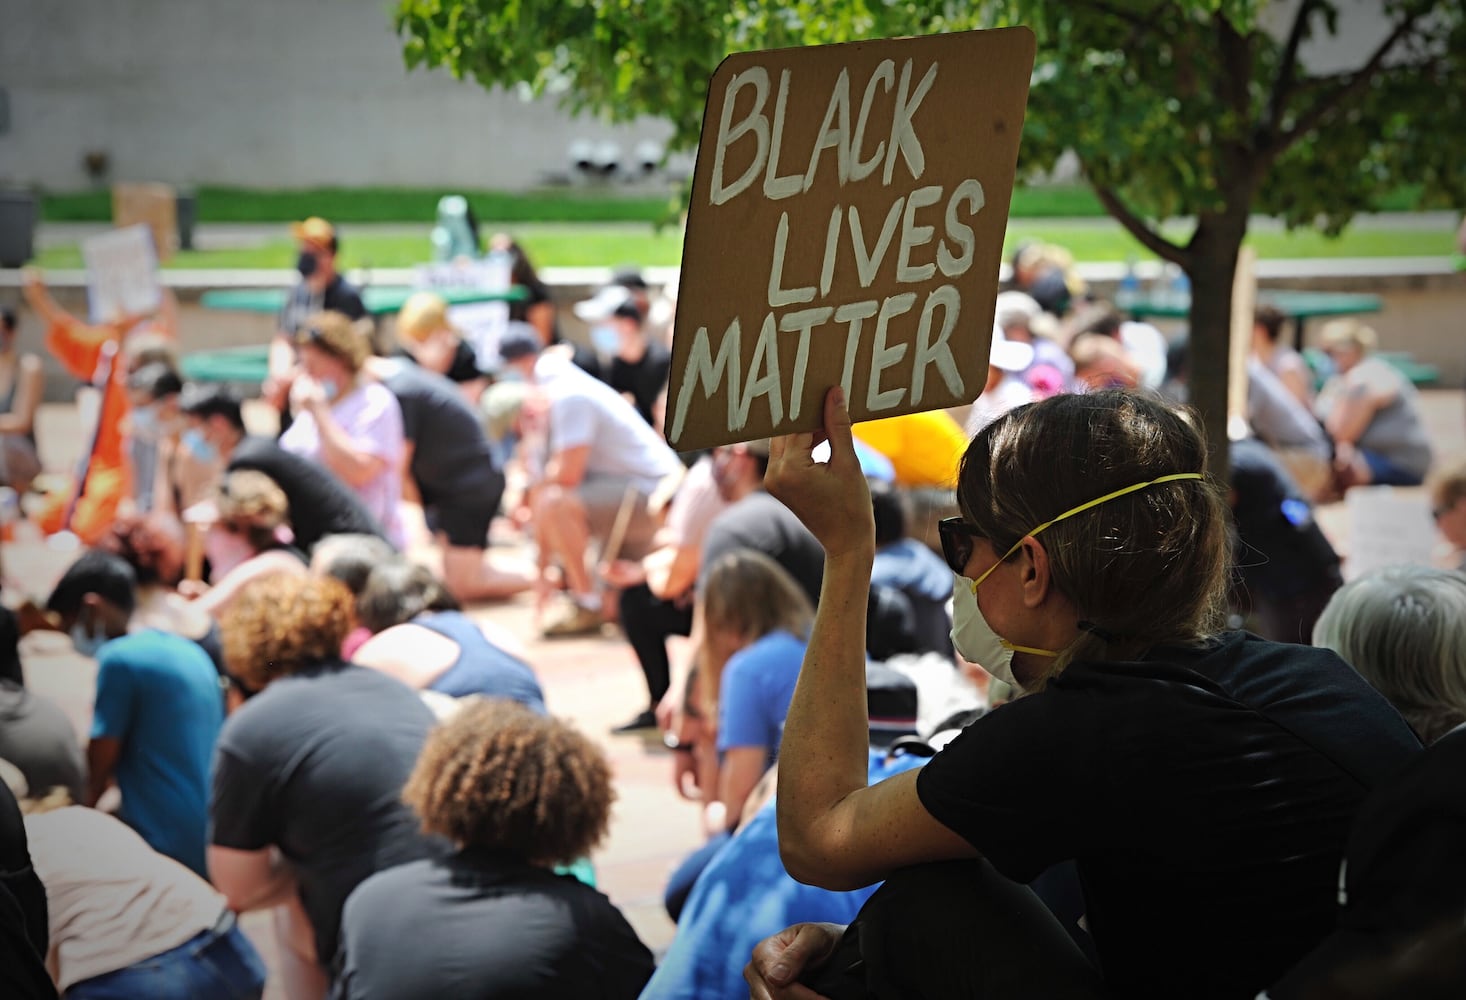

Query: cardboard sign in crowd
[666,27,1036,450]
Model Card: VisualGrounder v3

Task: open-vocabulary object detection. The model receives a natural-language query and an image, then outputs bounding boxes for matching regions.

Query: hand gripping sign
[666,27,1036,451]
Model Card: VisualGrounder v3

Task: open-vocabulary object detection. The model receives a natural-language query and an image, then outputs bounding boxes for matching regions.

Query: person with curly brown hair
[332,700,654,1000]
[209,574,441,1000]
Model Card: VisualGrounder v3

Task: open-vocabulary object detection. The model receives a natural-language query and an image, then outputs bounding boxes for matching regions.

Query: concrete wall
[0,0,673,191]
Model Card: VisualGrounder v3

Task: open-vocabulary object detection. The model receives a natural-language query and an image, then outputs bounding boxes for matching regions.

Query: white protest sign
[1344,486,1437,580]
[81,224,163,324]
[450,301,511,372]
[666,27,1036,450]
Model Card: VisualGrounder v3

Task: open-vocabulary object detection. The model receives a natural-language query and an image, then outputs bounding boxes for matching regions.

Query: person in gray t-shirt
[1315,320,1433,490]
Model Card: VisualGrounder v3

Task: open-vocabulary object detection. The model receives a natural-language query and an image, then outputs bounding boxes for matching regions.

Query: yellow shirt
[852,410,968,488]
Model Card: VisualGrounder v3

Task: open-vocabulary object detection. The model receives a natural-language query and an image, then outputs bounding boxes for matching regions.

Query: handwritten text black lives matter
[669,57,990,446]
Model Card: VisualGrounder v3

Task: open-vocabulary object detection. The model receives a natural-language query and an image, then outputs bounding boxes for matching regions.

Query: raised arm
[766,388,975,890]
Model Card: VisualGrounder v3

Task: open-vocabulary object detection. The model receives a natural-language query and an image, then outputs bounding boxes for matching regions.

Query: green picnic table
[1126,289,1382,352]
[198,283,526,315]
[187,284,528,384]
[180,345,272,385]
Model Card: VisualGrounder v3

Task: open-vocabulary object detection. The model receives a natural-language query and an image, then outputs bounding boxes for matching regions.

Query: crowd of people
[0,220,1462,999]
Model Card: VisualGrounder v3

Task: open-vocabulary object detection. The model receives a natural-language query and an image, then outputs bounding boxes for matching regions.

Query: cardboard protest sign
[113,182,178,262]
[81,224,163,324]
[666,27,1035,451]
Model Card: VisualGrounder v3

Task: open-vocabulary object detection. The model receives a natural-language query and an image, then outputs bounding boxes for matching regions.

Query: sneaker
[612,709,659,734]
[541,600,605,639]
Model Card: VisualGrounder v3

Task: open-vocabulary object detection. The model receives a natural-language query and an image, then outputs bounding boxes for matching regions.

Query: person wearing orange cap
[264,218,367,423]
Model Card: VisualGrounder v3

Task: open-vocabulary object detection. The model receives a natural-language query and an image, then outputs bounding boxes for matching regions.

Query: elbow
[776,818,868,892]
[779,845,869,892]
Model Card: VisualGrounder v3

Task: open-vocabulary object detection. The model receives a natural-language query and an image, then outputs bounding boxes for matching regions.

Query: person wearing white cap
[964,323,1036,436]
[574,284,670,428]
[994,291,1075,398]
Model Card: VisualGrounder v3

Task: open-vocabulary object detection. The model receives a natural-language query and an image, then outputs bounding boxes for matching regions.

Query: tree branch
[1091,184,1190,265]
[1273,5,1429,154]
[1216,14,1255,121]
[1264,0,1321,136]
[1074,0,1164,32]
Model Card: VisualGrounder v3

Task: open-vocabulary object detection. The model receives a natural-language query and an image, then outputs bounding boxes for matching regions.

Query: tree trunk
[1184,217,1248,481]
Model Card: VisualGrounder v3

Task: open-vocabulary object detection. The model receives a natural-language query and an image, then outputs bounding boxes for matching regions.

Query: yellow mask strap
[969,472,1205,593]
[1000,639,1061,658]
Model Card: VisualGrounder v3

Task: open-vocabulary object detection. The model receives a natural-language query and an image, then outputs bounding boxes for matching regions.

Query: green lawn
[31,220,1458,272]
[44,182,1431,226]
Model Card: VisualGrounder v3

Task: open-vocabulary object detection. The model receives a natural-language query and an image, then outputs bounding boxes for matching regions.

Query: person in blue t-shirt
[664,549,812,921]
[45,551,223,877]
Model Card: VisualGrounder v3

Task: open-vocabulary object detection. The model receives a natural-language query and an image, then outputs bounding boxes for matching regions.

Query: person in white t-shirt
[21,797,266,999]
[497,327,683,638]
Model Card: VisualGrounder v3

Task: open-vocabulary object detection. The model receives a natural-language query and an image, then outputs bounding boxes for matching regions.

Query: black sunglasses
[938,517,984,575]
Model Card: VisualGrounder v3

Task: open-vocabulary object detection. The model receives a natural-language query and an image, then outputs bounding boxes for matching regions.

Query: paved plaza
[7,389,1465,996]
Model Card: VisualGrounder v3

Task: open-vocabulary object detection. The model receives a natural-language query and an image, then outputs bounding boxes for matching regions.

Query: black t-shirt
[0,782,53,1000]
[609,344,671,426]
[699,491,824,607]
[391,341,482,386]
[0,682,87,806]
[916,632,1420,1000]
[228,437,387,552]
[378,360,502,500]
[1229,438,1341,601]
[335,850,654,1000]
[1269,726,1466,998]
[211,664,443,965]
[278,274,368,337]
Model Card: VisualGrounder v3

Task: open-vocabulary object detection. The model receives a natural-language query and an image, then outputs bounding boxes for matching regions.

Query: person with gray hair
[310,533,399,659]
[1313,565,1466,745]
[352,561,545,713]
[310,534,398,596]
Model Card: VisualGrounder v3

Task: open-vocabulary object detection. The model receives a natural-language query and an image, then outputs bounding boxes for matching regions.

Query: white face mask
[950,571,1028,695]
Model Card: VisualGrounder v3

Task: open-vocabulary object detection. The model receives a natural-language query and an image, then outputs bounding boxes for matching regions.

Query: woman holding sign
[746,387,1420,1000]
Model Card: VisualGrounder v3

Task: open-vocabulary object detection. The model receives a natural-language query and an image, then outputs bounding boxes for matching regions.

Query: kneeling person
[334,700,654,1000]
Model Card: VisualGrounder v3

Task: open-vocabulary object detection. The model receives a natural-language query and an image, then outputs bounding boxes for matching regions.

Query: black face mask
[296,250,319,277]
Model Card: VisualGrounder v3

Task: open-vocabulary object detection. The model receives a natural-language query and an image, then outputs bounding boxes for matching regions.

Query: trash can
[176,188,197,251]
[0,190,37,268]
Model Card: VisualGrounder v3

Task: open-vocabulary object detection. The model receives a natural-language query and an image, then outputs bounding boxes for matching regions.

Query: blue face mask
[182,428,218,464]
[591,324,620,356]
[131,404,161,437]
[320,379,340,403]
[70,617,109,659]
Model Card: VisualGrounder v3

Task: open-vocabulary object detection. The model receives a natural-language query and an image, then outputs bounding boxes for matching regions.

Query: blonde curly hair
[403,699,613,865]
[221,574,354,692]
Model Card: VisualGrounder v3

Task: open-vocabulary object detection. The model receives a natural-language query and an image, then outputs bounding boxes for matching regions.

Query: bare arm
[309,402,391,489]
[20,269,71,328]
[768,389,977,890]
[526,301,556,343]
[644,541,701,600]
[193,553,307,618]
[545,444,590,489]
[0,356,43,435]
[85,737,122,807]
[718,746,770,833]
[399,440,422,504]
[1324,380,1391,446]
[1277,365,1313,408]
[208,845,299,912]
